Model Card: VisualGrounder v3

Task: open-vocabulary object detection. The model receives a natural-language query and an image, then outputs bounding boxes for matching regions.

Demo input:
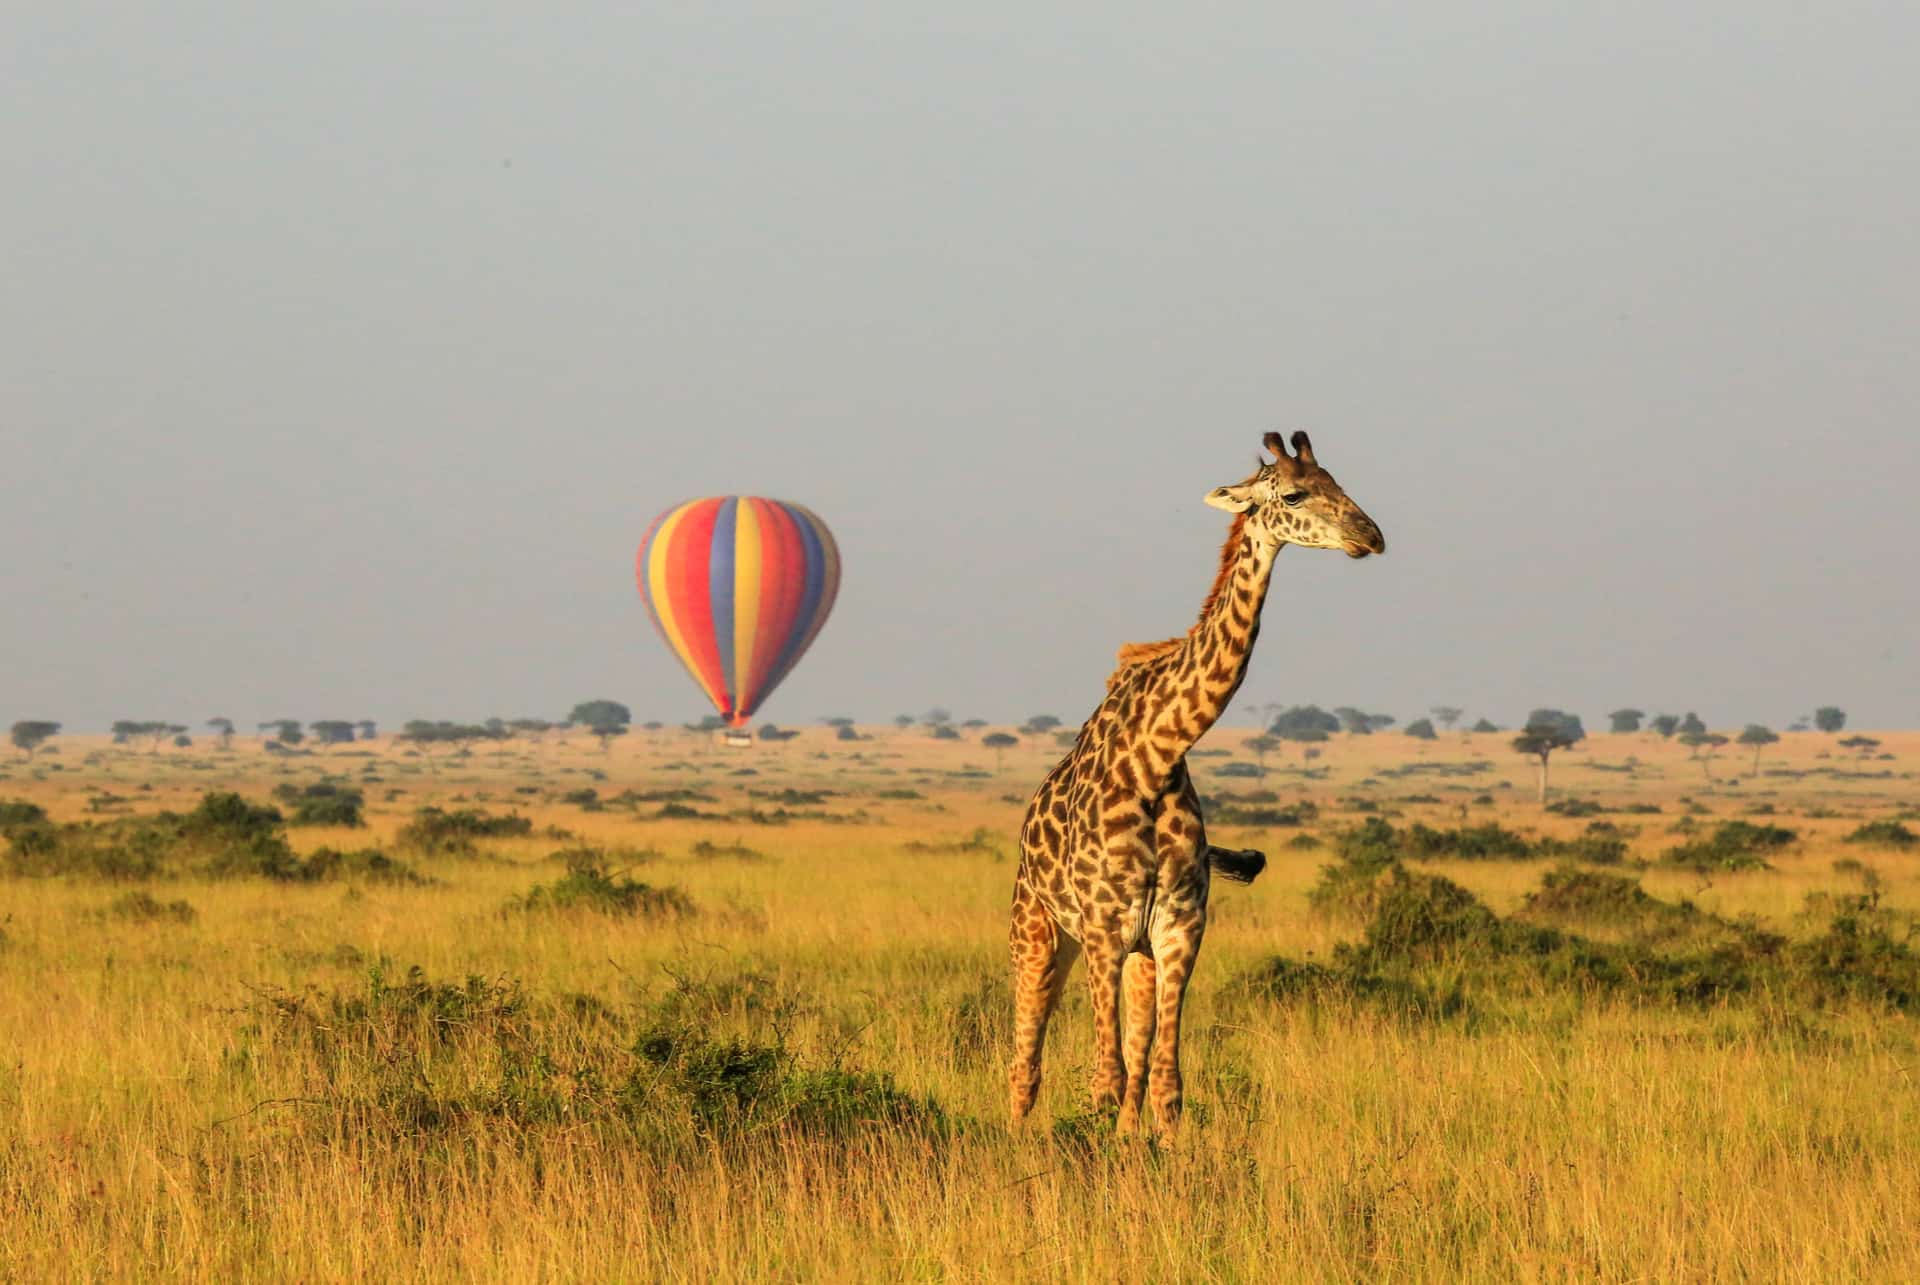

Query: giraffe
[1008,430,1385,1138]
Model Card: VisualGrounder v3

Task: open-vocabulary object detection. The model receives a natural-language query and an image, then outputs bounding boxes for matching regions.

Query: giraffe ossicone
[1007,430,1385,1138]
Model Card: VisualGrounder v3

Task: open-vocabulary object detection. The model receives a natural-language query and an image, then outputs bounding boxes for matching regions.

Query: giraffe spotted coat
[1007,431,1385,1137]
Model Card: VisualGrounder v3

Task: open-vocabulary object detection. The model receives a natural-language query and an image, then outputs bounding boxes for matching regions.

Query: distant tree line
[4,701,1865,774]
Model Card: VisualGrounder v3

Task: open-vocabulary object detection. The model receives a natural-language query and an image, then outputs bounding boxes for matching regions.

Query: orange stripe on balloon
[664,498,731,716]
[642,502,701,698]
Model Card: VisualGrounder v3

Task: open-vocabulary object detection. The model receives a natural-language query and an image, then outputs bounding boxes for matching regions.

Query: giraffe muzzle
[1343,521,1386,558]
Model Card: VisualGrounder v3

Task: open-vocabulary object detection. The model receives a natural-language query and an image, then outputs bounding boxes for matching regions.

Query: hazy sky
[6,3,1917,735]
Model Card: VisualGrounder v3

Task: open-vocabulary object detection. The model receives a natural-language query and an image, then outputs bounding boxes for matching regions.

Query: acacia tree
[1737,724,1780,775]
[1270,705,1339,762]
[309,720,357,749]
[1245,734,1281,773]
[114,721,186,752]
[1404,718,1437,741]
[1470,717,1500,734]
[1609,709,1645,734]
[568,700,631,752]
[982,731,1019,771]
[1678,712,1707,737]
[1678,731,1729,781]
[1020,714,1061,736]
[1649,714,1679,738]
[1814,707,1846,733]
[1511,709,1585,802]
[1334,708,1394,735]
[10,720,59,760]
[396,720,460,769]
[1429,706,1464,733]
[355,720,378,741]
[258,719,304,747]
[206,717,235,750]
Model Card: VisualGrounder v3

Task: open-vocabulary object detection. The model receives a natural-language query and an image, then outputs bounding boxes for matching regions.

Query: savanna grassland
[2,726,1918,1281]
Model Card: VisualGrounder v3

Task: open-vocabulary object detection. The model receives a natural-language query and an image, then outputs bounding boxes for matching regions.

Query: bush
[688,839,768,862]
[508,855,695,919]
[1245,854,1920,1015]
[1544,797,1605,817]
[1319,815,1616,870]
[273,784,366,828]
[1844,820,1917,850]
[300,848,427,885]
[4,791,417,884]
[1207,798,1318,827]
[101,891,197,924]
[396,807,532,855]
[0,800,48,829]
[1661,820,1797,872]
[232,965,956,1149]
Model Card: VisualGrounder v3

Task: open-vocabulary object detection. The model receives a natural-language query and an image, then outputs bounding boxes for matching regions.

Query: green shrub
[1244,855,1920,1015]
[101,891,197,924]
[689,839,768,862]
[301,848,426,884]
[396,806,532,855]
[232,965,956,1150]
[1661,820,1797,872]
[278,785,366,828]
[0,800,48,829]
[1545,797,1605,817]
[508,855,695,919]
[1843,820,1917,849]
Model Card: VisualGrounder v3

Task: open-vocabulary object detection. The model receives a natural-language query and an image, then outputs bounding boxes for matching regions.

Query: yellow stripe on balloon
[646,502,714,708]
[732,499,763,716]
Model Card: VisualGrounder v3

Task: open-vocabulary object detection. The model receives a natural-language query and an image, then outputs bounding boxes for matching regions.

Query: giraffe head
[1204,431,1386,558]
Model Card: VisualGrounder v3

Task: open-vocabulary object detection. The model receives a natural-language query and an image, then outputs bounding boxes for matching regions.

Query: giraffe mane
[1106,512,1250,689]
[1193,511,1251,625]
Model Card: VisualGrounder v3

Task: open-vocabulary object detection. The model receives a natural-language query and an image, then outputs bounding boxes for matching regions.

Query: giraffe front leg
[1008,879,1079,1127]
[1117,951,1157,1135]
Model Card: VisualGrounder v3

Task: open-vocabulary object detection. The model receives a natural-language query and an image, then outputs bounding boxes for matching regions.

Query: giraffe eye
[1282,491,1308,507]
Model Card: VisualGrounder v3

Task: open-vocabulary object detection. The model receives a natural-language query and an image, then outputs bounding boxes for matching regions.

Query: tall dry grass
[1,727,1916,1280]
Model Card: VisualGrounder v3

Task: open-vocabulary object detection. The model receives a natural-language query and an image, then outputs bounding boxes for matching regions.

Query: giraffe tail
[1206,844,1267,884]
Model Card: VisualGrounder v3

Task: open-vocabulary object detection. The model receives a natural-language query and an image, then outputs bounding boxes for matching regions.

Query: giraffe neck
[1131,526,1280,782]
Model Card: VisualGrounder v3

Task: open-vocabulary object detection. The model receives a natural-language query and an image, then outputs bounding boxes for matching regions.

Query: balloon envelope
[637,497,841,727]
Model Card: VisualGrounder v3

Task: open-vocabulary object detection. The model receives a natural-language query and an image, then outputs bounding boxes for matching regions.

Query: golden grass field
[2,725,1917,1281]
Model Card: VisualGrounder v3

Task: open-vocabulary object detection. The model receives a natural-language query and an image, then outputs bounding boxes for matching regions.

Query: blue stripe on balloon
[708,497,738,711]
[758,501,825,704]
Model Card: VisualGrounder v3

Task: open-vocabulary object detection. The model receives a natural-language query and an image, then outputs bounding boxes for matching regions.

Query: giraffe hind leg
[1117,950,1157,1135]
[1008,881,1080,1127]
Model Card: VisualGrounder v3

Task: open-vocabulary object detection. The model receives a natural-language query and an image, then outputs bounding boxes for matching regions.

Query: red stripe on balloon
[761,504,839,705]
[665,497,730,716]
[744,500,802,716]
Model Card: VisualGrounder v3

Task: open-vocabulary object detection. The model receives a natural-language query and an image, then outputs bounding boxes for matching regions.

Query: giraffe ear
[1204,484,1257,513]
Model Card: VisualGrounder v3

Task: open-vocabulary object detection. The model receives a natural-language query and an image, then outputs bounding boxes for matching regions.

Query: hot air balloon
[637,497,841,728]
